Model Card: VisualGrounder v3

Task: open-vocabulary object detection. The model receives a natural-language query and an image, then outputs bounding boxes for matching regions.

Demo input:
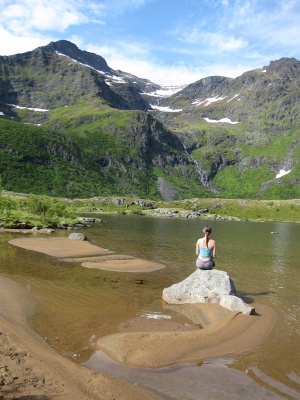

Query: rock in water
[68,232,87,241]
[162,269,255,315]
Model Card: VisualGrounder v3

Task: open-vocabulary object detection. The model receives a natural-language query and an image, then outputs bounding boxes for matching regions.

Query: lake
[1,214,300,399]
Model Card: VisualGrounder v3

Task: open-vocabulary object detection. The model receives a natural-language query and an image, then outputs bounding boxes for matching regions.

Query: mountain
[0,40,299,200]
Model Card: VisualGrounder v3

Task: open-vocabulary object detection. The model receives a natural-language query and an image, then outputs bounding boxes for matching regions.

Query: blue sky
[1,0,300,85]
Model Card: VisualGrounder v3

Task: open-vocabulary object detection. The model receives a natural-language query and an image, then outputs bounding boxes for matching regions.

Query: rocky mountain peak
[264,57,300,80]
[181,75,232,97]
[44,40,112,74]
[0,41,299,200]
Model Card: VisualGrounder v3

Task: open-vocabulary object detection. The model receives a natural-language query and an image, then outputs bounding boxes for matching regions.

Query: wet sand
[0,276,163,400]
[97,302,276,368]
[3,233,278,398]
[9,236,167,272]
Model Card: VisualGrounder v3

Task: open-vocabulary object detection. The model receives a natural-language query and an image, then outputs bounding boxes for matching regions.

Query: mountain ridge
[0,40,299,200]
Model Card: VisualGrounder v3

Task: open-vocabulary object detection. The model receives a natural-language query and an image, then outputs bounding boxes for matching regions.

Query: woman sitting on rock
[196,225,216,270]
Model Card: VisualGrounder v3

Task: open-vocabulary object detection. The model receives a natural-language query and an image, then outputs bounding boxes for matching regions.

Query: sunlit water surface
[1,215,299,399]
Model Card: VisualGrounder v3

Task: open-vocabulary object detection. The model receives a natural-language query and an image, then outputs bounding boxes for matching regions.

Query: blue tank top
[199,246,213,258]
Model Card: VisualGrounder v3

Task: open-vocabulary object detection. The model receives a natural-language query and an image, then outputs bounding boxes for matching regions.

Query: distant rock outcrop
[162,269,255,315]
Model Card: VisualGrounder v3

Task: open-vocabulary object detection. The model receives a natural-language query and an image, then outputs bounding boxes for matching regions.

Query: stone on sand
[68,232,87,241]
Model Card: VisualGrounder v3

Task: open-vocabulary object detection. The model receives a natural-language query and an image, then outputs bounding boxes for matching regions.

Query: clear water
[1,215,300,399]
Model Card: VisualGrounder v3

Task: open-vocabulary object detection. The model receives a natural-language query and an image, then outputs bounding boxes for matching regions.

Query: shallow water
[1,215,300,399]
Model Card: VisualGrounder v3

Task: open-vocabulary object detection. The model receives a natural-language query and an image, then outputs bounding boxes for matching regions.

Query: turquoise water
[1,215,300,399]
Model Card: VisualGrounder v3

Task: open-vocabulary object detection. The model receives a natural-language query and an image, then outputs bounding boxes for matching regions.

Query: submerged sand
[97,302,275,368]
[0,276,163,400]
[2,233,277,398]
[9,236,166,272]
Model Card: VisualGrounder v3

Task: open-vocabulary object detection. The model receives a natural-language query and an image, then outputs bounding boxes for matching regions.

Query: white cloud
[0,0,299,86]
[0,0,104,35]
[0,27,52,55]
[179,29,247,52]
[57,37,257,85]
[85,43,202,84]
[227,0,300,55]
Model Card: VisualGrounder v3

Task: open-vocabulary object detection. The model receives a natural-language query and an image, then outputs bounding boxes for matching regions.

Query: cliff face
[0,41,299,200]
[0,40,151,111]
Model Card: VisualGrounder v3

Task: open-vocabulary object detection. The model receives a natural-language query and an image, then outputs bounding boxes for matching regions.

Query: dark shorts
[196,258,215,270]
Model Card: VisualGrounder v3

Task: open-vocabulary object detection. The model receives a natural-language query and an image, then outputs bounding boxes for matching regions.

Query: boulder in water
[162,269,255,315]
[68,232,87,241]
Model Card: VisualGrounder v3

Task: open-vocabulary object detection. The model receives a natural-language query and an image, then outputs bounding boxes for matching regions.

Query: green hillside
[0,41,300,200]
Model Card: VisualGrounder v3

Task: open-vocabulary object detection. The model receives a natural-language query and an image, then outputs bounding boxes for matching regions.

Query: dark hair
[203,226,212,248]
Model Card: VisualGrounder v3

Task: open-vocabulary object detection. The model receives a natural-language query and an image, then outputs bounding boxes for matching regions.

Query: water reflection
[85,215,300,391]
[85,351,286,400]
[1,216,300,398]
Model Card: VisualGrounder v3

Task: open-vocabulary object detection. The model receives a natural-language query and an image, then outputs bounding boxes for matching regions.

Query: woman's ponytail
[203,226,212,248]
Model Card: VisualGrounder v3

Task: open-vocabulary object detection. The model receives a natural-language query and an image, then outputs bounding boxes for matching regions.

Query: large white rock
[162,269,255,315]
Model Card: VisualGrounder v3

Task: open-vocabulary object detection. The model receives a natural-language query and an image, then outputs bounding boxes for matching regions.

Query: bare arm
[196,240,200,255]
[213,241,216,257]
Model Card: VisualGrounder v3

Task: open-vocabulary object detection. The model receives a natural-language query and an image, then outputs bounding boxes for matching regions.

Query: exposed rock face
[47,40,112,73]
[156,177,179,201]
[0,41,300,199]
[162,269,255,315]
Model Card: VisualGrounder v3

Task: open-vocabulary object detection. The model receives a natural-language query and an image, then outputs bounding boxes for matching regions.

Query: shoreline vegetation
[1,192,300,230]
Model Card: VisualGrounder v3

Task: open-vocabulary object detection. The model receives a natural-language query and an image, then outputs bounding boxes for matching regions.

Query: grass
[155,197,300,223]
[1,193,300,227]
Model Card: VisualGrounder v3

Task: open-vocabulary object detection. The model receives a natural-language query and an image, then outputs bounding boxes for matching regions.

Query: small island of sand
[9,236,166,273]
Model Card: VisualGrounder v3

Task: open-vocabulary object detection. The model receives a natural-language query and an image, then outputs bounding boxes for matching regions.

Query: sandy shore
[2,233,277,398]
[0,276,163,400]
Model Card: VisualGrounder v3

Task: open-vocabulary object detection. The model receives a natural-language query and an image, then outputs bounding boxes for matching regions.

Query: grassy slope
[1,194,300,227]
[162,110,300,199]
[1,93,300,200]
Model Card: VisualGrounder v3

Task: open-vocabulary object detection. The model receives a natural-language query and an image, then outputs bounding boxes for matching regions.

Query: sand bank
[97,302,276,368]
[9,236,166,272]
[0,275,163,400]
[8,236,276,369]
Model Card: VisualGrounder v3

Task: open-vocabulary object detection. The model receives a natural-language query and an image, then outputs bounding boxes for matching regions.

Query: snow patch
[8,104,48,112]
[150,105,182,112]
[276,169,291,178]
[56,51,106,74]
[192,95,227,107]
[56,51,126,83]
[227,94,239,103]
[204,117,239,124]
[0,111,4,116]
[108,75,126,83]
[143,85,186,97]
[262,69,267,72]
